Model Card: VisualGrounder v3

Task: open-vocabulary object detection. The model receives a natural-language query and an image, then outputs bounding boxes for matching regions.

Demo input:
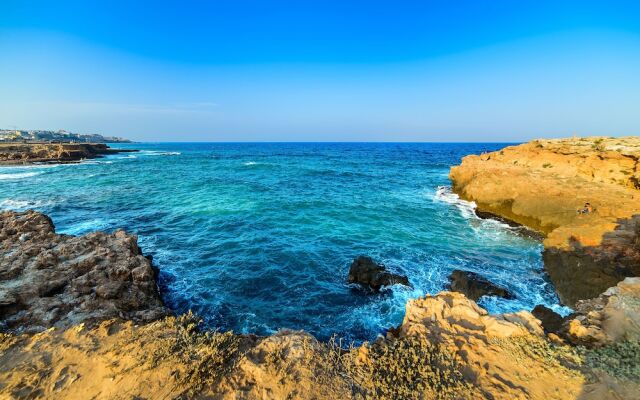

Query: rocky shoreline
[450,136,640,306]
[0,142,137,165]
[1,137,639,399]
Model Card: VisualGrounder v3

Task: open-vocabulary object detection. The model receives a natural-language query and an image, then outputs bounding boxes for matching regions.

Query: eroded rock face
[0,210,167,332]
[447,269,514,301]
[347,256,409,291]
[543,215,640,305]
[0,143,136,165]
[562,277,640,347]
[450,136,640,306]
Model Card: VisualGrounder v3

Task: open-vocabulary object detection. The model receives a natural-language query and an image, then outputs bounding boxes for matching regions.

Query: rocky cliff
[0,142,136,165]
[450,137,640,306]
[1,210,638,399]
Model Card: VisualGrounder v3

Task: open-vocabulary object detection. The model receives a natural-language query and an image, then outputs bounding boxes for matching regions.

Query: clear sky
[1,1,639,141]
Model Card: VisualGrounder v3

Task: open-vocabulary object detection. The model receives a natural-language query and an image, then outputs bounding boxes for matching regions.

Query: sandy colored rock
[562,277,640,346]
[0,210,167,332]
[450,136,640,305]
[0,142,136,165]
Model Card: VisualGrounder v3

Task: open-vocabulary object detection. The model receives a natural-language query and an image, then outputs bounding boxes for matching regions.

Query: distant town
[0,129,131,143]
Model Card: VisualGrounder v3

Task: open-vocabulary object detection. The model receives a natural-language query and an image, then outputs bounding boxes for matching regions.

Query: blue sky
[1,1,639,141]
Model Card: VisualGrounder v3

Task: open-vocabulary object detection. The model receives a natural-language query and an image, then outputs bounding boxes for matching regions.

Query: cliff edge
[450,136,640,305]
[1,210,639,399]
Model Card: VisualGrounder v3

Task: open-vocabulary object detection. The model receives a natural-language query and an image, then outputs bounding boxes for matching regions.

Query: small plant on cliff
[542,163,553,168]
[489,335,584,376]
[352,337,477,400]
[150,311,242,396]
[592,139,606,152]
[583,340,640,381]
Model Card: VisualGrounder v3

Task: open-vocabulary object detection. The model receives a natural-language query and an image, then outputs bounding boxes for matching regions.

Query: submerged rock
[0,210,167,332]
[475,209,545,240]
[347,256,409,291]
[447,270,514,301]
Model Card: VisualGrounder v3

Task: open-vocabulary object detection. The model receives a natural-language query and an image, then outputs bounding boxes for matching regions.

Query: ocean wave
[243,161,258,166]
[433,186,477,219]
[0,172,42,180]
[139,151,181,156]
[0,198,53,211]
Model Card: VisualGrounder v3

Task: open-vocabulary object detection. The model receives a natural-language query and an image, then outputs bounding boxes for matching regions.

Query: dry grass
[348,337,476,400]
[489,335,584,377]
[148,311,241,396]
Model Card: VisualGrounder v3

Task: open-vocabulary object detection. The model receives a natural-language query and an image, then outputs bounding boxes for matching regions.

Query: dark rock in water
[348,256,410,292]
[447,270,514,301]
[475,209,522,228]
[475,209,545,240]
[0,210,168,332]
[531,304,565,334]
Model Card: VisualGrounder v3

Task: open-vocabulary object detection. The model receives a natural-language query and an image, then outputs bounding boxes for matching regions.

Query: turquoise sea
[0,143,568,342]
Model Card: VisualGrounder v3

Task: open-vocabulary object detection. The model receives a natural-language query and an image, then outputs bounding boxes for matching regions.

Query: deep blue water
[0,143,568,342]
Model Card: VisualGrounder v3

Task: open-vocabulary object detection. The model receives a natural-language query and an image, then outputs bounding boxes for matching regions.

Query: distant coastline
[0,142,137,165]
[0,129,132,144]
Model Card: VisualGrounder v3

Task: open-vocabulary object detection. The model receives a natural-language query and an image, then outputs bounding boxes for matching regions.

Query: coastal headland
[0,137,639,399]
[450,136,640,306]
[0,142,137,165]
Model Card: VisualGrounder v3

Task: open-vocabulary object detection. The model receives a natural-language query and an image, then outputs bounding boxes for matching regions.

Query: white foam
[433,186,477,219]
[139,151,181,156]
[0,172,41,180]
[0,163,60,170]
[243,161,258,166]
[0,199,51,210]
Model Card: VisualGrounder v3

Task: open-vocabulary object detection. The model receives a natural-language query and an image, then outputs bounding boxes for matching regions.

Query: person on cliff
[578,202,593,214]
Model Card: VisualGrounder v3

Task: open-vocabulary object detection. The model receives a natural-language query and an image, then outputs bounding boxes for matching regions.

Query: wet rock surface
[447,269,514,301]
[347,256,410,291]
[0,210,167,332]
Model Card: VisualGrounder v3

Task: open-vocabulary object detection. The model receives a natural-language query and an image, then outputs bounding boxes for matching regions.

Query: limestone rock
[0,143,136,165]
[0,210,167,332]
[347,256,409,291]
[450,136,640,306]
[562,277,640,346]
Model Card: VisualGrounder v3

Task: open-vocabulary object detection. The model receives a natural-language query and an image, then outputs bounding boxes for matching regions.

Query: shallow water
[0,143,569,342]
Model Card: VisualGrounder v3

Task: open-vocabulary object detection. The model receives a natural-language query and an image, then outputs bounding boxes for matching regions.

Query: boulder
[447,270,514,301]
[347,256,409,291]
[531,304,564,334]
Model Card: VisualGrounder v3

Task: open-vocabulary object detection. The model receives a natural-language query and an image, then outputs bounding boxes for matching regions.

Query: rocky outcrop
[347,256,410,291]
[447,270,514,301]
[0,210,167,332]
[450,136,640,306]
[0,142,136,165]
[562,277,640,347]
[531,304,565,334]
